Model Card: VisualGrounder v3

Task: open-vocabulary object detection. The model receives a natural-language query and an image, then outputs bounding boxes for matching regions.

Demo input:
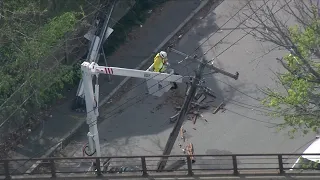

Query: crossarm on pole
[168,47,239,80]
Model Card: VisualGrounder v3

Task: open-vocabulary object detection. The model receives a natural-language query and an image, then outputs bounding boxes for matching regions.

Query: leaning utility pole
[157,47,239,171]
[157,58,207,171]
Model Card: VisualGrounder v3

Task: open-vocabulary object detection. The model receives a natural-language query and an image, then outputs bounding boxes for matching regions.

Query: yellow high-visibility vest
[153,53,166,72]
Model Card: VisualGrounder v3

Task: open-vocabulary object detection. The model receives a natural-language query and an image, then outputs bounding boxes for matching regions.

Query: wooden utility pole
[156,47,239,171]
[157,58,207,171]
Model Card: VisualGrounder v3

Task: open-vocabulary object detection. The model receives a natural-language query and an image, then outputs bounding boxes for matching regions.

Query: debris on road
[196,94,206,103]
[212,102,225,114]
[186,143,195,163]
[180,126,186,142]
[170,113,179,123]
[192,113,198,124]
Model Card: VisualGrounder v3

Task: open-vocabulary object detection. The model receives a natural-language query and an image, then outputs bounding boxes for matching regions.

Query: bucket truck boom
[81,61,183,157]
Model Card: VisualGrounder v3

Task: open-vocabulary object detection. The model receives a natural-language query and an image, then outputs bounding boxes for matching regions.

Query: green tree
[239,0,320,135]
[0,0,100,157]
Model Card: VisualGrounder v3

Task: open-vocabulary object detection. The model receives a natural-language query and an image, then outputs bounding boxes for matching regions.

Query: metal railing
[1,153,320,179]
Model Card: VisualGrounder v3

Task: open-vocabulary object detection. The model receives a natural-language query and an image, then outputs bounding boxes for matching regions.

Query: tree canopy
[241,0,320,136]
[0,0,101,155]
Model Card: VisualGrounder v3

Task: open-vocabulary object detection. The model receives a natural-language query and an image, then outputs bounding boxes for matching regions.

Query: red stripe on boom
[104,67,113,74]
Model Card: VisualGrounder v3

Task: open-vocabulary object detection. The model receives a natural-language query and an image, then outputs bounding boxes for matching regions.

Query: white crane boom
[83,62,182,83]
[81,61,183,159]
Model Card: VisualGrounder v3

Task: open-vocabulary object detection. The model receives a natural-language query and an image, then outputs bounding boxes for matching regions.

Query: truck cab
[291,137,320,170]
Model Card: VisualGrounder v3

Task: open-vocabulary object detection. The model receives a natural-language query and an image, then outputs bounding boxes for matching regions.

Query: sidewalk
[6,0,205,174]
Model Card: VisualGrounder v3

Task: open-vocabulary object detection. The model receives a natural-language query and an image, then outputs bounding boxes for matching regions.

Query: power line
[4,0,272,132]
[1,0,187,156]
[84,0,266,124]
[223,108,279,125]
[3,0,290,156]
[201,0,293,102]
[5,0,286,170]
[0,1,134,129]
[215,78,261,102]
[0,3,124,158]
[88,0,293,127]
[193,0,253,53]
[200,71,280,113]
[81,0,274,128]
[8,136,68,174]
[71,0,249,116]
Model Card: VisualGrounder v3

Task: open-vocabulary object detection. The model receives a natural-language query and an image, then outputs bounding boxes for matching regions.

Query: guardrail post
[4,160,11,180]
[186,156,193,176]
[232,155,239,175]
[278,155,284,174]
[95,158,102,176]
[141,157,148,176]
[50,159,56,178]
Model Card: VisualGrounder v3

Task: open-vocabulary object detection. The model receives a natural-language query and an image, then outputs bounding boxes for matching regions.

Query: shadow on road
[69,5,237,157]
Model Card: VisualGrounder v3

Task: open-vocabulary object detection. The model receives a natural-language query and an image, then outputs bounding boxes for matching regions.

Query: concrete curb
[26,0,210,174]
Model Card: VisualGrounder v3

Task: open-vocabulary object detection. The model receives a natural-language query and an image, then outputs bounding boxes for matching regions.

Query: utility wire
[200,0,292,101]
[0,0,187,158]
[215,78,261,101]
[6,2,293,175]
[0,0,174,149]
[0,1,131,129]
[86,0,293,128]
[4,0,274,131]
[193,0,253,53]
[68,0,238,115]
[84,0,264,123]
[8,137,64,174]
[71,0,229,109]
[4,0,290,152]
[6,3,288,174]
[223,108,279,125]
[84,0,278,128]
[201,71,280,113]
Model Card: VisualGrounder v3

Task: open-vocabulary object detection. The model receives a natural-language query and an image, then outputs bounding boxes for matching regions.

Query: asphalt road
[57,0,318,172]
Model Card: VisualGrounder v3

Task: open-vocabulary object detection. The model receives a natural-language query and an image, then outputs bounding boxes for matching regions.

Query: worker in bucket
[153,51,178,89]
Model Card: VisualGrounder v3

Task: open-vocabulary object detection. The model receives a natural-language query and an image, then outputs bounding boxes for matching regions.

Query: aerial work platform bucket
[146,63,179,97]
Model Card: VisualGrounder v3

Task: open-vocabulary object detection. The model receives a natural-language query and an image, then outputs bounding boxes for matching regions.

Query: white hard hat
[159,51,167,59]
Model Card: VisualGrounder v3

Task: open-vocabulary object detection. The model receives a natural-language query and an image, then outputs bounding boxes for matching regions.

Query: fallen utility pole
[157,48,239,171]
[157,57,207,171]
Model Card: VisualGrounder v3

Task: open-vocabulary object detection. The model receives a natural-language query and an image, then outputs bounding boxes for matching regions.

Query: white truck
[291,137,320,170]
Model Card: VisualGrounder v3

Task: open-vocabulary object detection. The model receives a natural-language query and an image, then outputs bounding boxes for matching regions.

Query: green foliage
[262,13,320,135]
[16,12,77,66]
[298,157,320,170]
[0,1,83,130]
